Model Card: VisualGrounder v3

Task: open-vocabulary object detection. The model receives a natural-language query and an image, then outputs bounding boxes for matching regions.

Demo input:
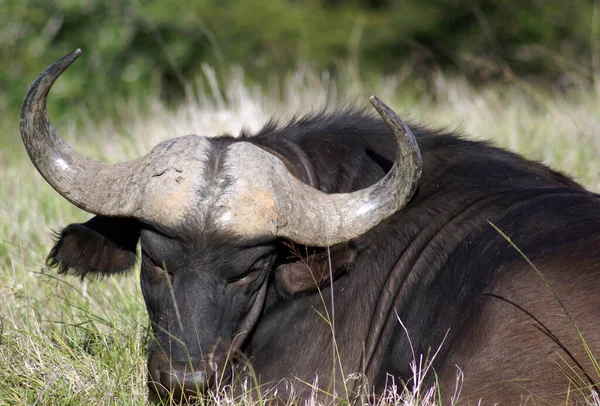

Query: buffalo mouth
[148,357,219,402]
[146,347,246,403]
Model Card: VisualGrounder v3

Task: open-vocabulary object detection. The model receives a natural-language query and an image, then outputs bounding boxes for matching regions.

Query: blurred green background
[2,0,599,126]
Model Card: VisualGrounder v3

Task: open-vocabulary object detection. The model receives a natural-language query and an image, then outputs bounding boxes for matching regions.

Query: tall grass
[1,66,599,405]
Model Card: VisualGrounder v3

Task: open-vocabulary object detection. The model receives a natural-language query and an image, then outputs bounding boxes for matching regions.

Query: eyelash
[143,252,172,285]
[228,256,274,285]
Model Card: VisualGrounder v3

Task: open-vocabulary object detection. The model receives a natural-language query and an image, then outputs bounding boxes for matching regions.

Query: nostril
[159,364,214,398]
[183,369,214,393]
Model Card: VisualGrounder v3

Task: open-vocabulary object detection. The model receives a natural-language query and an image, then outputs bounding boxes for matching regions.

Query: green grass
[1,66,600,405]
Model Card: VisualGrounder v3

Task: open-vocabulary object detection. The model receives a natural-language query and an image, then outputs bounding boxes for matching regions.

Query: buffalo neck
[243,116,587,395]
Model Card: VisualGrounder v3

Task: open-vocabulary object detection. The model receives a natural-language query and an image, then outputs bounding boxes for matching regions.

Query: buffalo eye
[142,252,172,285]
[147,263,168,285]
[228,255,274,287]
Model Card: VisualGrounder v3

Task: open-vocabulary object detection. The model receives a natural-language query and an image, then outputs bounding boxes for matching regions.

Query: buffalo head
[20,50,422,401]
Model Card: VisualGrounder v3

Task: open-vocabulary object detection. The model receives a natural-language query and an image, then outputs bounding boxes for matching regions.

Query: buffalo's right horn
[20,49,142,217]
[20,49,212,227]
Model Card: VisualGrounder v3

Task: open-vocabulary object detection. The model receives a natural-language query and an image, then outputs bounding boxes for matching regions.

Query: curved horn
[20,50,212,226]
[223,96,422,246]
[279,96,422,245]
[20,49,139,216]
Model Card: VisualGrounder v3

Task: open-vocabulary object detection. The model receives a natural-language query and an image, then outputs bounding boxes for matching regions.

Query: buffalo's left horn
[265,96,422,246]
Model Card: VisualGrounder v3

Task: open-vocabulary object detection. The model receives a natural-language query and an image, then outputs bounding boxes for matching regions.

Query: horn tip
[68,48,83,62]
[368,95,390,114]
[368,95,381,106]
[61,49,83,67]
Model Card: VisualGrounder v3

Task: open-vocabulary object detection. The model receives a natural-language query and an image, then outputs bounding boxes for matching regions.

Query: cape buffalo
[21,50,600,404]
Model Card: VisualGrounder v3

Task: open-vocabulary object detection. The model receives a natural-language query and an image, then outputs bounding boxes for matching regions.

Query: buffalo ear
[275,245,357,296]
[47,216,141,279]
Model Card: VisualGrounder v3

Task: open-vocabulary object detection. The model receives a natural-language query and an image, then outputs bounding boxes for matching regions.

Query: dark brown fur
[47,110,600,403]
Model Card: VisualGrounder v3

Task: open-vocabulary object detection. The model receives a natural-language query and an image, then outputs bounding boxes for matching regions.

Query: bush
[3,0,598,119]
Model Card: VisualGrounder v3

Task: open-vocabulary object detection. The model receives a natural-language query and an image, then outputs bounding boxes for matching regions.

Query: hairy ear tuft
[275,245,357,296]
[46,216,140,279]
